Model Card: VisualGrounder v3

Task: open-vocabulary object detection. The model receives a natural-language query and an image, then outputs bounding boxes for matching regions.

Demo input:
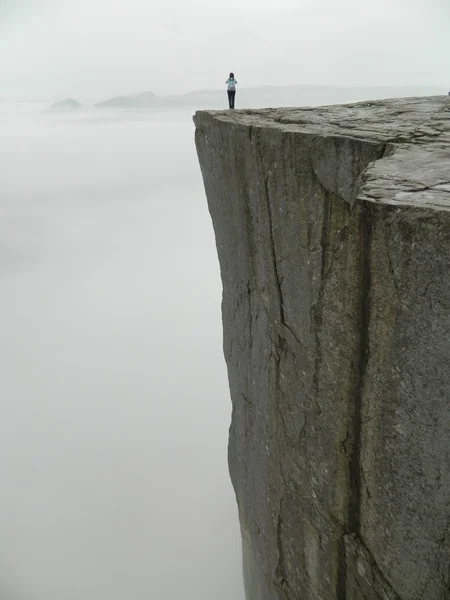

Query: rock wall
[194,97,450,600]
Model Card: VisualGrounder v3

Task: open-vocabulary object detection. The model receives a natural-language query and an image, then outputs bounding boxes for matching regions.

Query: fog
[2,1,450,598]
[3,87,447,600]
[2,0,450,99]
[0,104,244,599]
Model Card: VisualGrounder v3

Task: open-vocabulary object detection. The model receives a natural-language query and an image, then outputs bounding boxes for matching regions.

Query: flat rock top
[195,96,450,212]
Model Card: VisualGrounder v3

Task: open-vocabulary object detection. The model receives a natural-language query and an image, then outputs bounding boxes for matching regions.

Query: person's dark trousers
[227,90,236,109]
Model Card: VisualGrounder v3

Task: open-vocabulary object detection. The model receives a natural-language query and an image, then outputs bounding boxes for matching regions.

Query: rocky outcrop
[194,97,450,600]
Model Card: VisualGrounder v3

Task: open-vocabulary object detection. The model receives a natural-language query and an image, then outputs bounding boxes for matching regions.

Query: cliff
[194,97,450,600]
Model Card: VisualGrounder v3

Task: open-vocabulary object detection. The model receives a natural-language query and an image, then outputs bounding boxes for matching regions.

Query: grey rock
[194,97,450,600]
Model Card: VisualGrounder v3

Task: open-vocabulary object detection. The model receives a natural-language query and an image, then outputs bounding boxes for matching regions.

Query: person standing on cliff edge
[226,73,237,109]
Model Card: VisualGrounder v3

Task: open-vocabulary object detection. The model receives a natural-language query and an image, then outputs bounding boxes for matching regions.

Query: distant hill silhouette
[47,98,83,112]
[95,91,160,109]
[44,85,449,113]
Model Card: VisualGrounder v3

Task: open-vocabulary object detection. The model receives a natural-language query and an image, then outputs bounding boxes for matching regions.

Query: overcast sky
[1,0,449,99]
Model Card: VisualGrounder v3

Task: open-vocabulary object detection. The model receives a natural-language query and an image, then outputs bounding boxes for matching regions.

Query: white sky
[1,0,449,99]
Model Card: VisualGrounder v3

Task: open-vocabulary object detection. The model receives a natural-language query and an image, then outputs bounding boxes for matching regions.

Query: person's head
[229,72,234,79]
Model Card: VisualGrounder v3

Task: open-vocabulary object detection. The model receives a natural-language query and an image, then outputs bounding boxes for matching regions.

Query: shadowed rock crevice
[195,97,450,600]
[348,205,373,536]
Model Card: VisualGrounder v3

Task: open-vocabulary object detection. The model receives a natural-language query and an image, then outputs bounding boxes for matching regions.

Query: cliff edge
[194,97,450,600]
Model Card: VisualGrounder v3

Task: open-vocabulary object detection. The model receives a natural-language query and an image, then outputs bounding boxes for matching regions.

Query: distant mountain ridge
[47,98,84,112]
[46,85,450,112]
[94,91,159,109]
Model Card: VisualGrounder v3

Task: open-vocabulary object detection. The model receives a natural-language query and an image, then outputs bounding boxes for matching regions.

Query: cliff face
[194,97,450,600]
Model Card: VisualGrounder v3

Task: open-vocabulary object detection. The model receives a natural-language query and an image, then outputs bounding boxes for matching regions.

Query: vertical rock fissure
[275,496,290,597]
[348,202,372,534]
[312,189,333,417]
[264,173,284,325]
[262,152,303,348]
[320,190,332,280]
[260,136,296,600]
[336,537,347,600]
[336,202,373,600]
[264,136,375,599]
